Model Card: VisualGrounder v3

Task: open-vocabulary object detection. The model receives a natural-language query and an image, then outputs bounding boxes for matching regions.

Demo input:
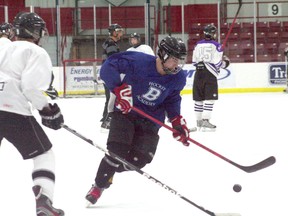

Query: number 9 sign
[268,3,282,16]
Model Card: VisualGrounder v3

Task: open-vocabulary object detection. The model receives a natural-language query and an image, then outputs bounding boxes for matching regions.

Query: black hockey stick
[131,107,276,173]
[62,124,240,216]
[221,0,243,49]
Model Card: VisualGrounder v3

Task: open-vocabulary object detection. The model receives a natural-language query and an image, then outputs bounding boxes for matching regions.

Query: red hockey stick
[221,0,243,50]
[132,106,275,173]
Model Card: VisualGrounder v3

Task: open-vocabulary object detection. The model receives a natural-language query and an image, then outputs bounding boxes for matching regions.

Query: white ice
[0,92,287,216]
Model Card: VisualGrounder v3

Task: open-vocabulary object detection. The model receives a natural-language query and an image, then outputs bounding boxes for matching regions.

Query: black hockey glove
[221,55,230,69]
[39,103,64,130]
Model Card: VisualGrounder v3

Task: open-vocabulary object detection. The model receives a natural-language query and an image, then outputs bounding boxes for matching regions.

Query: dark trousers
[101,84,110,122]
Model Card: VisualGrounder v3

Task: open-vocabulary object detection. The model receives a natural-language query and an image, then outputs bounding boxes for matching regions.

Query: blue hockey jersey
[100,51,187,126]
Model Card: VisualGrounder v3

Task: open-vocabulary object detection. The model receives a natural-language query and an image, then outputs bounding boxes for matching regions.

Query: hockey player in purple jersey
[191,24,230,132]
[85,36,190,205]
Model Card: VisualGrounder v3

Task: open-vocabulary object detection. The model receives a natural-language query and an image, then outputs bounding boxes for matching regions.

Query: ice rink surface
[0,92,287,216]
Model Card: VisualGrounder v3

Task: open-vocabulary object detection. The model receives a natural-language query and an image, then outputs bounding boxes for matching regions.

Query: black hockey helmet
[129,32,141,46]
[203,24,217,40]
[13,12,47,42]
[0,22,14,39]
[157,36,187,74]
[108,23,123,36]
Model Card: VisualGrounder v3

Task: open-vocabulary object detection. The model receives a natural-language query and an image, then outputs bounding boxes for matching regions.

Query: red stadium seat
[243,54,254,62]
[257,43,265,55]
[266,32,279,44]
[256,21,269,32]
[282,21,288,32]
[220,22,229,33]
[264,43,278,54]
[240,43,254,55]
[268,21,282,32]
[239,32,253,41]
[270,54,284,62]
[229,54,244,63]
[256,32,266,44]
[231,22,241,33]
[279,32,288,42]
[228,42,242,55]
[242,22,254,33]
[257,54,271,62]
[226,32,239,43]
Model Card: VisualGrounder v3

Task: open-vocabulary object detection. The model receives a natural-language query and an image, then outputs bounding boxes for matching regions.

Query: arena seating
[188,21,288,62]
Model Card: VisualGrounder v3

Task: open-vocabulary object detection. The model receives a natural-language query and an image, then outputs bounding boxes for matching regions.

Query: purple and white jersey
[192,39,224,77]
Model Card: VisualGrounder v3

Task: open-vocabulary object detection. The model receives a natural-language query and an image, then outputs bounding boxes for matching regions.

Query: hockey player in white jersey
[0,12,64,216]
[191,24,230,132]
[0,22,14,45]
[127,32,155,56]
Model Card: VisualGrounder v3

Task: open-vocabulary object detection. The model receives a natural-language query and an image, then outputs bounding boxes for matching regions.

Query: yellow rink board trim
[59,87,286,96]
[181,87,286,95]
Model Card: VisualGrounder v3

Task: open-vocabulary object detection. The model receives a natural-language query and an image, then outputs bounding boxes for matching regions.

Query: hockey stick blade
[131,107,276,173]
[233,156,276,173]
[62,124,240,216]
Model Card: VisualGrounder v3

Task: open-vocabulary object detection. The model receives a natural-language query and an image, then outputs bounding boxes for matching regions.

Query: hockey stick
[131,107,276,173]
[221,0,243,50]
[62,124,240,216]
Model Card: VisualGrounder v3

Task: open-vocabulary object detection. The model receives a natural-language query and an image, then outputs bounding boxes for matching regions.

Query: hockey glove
[170,115,190,146]
[39,103,64,130]
[221,55,230,69]
[114,83,133,114]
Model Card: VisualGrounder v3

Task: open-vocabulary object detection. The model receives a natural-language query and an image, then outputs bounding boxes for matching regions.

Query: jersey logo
[137,82,166,107]
[142,86,161,101]
[0,82,5,91]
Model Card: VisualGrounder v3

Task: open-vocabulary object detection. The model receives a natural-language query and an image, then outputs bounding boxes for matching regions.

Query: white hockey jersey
[0,41,52,116]
[0,37,12,46]
[192,39,224,77]
[127,44,155,56]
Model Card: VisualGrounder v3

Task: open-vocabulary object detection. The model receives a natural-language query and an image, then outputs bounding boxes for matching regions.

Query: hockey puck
[233,184,242,192]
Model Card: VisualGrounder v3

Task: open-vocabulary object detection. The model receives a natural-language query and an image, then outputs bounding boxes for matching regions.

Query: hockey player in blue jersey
[85,36,190,205]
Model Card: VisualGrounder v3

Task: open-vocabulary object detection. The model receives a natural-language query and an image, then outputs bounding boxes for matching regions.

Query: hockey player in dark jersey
[100,23,124,130]
[85,36,190,205]
[191,24,230,132]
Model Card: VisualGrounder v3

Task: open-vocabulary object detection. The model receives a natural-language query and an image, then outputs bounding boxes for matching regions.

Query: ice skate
[85,184,104,206]
[200,119,216,132]
[32,185,64,216]
[189,120,203,132]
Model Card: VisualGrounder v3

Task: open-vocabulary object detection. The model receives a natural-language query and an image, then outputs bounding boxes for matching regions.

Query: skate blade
[100,127,109,133]
[86,201,95,208]
[215,213,241,216]
[200,127,216,132]
[189,127,197,132]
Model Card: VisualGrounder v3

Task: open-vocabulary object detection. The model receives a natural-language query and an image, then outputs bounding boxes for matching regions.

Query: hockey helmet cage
[129,32,141,46]
[203,24,217,40]
[130,32,140,39]
[158,36,187,74]
[0,22,14,39]
[108,23,123,36]
[13,12,47,41]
